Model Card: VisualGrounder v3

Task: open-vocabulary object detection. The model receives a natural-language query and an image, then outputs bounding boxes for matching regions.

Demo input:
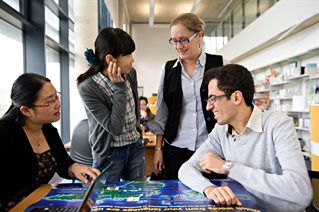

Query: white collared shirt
[155,51,208,151]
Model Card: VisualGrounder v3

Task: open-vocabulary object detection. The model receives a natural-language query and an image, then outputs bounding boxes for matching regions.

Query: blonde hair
[170,13,205,33]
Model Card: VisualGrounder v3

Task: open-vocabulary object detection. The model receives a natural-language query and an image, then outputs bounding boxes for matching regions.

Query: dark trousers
[163,143,194,180]
[93,141,146,182]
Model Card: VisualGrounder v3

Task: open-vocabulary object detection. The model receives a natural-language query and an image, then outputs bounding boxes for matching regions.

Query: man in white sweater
[178,64,312,212]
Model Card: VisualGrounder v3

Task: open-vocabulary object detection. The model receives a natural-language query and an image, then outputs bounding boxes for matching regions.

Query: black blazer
[0,121,74,209]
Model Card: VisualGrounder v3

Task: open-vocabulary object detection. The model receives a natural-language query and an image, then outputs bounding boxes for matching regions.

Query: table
[15,179,265,212]
[9,184,51,212]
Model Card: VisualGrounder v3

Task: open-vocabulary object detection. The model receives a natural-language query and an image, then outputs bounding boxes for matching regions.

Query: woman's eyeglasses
[169,33,198,45]
[31,92,61,107]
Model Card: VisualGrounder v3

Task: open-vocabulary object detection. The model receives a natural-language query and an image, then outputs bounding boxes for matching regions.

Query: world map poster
[26,179,265,212]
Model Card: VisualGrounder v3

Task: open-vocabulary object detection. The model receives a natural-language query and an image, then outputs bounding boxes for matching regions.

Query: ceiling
[124,0,240,34]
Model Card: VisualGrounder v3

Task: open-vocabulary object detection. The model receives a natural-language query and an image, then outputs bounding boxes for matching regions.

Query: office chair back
[70,119,93,166]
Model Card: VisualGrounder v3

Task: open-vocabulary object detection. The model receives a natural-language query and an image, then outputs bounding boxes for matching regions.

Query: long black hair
[77,27,135,85]
[1,73,51,125]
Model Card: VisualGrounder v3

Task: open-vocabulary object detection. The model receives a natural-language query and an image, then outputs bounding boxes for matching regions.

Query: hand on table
[204,185,242,206]
[69,163,101,183]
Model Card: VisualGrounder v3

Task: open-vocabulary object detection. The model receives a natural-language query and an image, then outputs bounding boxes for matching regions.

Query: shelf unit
[270,82,290,86]
[252,49,319,159]
[287,74,309,80]
[295,127,310,132]
[270,97,292,100]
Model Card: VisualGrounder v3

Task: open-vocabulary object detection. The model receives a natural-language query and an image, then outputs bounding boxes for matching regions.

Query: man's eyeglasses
[169,32,198,45]
[31,92,61,107]
[205,94,227,105]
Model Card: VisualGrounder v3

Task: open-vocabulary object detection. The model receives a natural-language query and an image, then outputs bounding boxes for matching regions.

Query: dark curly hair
[204,64,255,107]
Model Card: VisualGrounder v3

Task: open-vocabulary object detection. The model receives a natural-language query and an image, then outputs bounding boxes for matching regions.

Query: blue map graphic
[26,179,265,212]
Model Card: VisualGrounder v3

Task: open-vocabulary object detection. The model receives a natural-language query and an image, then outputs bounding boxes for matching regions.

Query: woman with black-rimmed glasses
[152,13,224,180]
[0,73,100,211]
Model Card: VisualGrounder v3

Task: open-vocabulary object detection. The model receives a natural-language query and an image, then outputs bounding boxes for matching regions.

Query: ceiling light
[191,0,201,13]
[149,0,155,26]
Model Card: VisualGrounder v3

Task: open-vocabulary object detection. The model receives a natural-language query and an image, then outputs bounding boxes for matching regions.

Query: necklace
[23,127,43,147]
[30,134,42,147]
[35,140,41,147]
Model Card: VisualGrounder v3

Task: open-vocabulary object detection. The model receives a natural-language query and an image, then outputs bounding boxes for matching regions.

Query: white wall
[131,24,176,96]
[239,23,319,71]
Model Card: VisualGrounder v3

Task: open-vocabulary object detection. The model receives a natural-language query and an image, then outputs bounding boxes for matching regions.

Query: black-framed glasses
[169,32,198,45]
[205,94,227,105]
[31,92,61,107]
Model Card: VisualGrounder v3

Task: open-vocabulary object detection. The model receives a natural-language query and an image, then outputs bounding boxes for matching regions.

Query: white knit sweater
[179,106,312,212]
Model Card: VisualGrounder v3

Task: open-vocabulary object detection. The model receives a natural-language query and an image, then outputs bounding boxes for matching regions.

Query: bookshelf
[252,50,319,160]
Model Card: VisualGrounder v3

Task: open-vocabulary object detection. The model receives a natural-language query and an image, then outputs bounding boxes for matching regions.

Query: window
[0,19,23,116]
[69,28,75,53]
[1,0,76,143]
[3,0,19,11]
[68,0,75,53]
[207,0,277,51]
[46,46,61,133]
[45,6,60,42]
[223,16,231,44]
[259,0,277,16]
[69,55,83,137]
[68,0,74,21]
[216,23,224,51]
[233,2,244,37]
[204,36,216,54]
[245,0,257,27]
